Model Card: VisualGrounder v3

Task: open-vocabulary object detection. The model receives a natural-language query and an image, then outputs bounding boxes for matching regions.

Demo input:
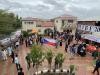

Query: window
[24,22,27,24]
[24,21,34,24]
[38,29,41,32]
[56,20,58,23]
[36,25,41,27]
[62,20,64,26]
[68,20,73,23]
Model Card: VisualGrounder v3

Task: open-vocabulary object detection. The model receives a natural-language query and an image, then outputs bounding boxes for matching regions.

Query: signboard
[77,24,100,32]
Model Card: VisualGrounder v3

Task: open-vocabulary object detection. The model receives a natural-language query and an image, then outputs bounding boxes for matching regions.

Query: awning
[81,34,100,43]
[31,29,38,33]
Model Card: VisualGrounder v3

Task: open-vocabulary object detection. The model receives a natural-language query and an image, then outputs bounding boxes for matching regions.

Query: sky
[0,0,100,20]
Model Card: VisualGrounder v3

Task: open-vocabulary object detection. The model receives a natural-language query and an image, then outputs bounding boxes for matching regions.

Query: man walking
[15,55,20,70]
[25,53,31,70]
[92,56,100,75]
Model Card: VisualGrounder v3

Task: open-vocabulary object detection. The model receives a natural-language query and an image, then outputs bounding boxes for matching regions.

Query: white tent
[81,34,100,43]
[92,32,100,37]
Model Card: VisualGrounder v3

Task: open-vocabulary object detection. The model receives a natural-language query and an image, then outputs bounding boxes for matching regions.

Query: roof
[78,17,100,21]
[22,17,39,21]
[54,14,77,20]
[41,21,54,27]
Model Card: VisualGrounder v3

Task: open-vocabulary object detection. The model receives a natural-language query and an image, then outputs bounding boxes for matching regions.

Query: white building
[22,14,77,34]
[22,17,54,34]
[54,14,77,34]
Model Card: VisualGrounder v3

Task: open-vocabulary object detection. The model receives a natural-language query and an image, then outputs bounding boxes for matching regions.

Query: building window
[62,20,64,26]
[24,21,34,24]
[68,20,73,23]
[38,29,41,32]
[36,25,41,27]
[56,20,58,23]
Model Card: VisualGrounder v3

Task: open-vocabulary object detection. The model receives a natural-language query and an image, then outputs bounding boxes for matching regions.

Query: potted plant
[55,53,65,70]
[69,65,76,75]
[30,45,44,75]
[45,49,53,71]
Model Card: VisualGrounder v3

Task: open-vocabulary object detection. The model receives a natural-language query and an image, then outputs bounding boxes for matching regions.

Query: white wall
[54,18,63,32]
[22,21,37,31]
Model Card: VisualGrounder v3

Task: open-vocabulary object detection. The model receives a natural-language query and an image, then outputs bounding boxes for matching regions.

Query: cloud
[0,0,100,20]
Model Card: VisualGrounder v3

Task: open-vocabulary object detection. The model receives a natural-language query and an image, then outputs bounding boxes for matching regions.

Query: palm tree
[55,53,65,70]
[45,49,53,70]
[30,45,44,74]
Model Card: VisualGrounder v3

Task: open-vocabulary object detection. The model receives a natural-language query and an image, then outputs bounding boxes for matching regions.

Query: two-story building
[22,14,77,35]
[22,17,54,34]
[54,14,77,34]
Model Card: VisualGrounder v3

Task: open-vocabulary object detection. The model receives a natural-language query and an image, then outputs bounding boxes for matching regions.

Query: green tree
[45,49,53,70]
[0,9,22,36]
[30,45,44,74]
[55,53,65,69]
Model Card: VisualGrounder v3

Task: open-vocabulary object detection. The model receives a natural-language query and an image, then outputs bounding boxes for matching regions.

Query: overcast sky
[0,0,100,20]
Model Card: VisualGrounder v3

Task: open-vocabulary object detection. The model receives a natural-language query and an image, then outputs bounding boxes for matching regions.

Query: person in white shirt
[7,46,12,56]
[2,49,7,60]
[15,41,20,49]
[14,55,20,70]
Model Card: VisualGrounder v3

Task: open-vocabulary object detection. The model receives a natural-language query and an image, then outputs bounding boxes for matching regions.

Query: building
[22,14,77,34]
[54,14,77,34]
[77,20,100,44]
[77,20,100,34]
[22,17,54,34]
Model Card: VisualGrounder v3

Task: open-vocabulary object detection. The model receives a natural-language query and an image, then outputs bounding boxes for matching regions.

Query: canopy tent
[81,34,100,43]
[86,45,96,52]
[31,28,38,33]
[92,32,100,37]
[0,30,21,46]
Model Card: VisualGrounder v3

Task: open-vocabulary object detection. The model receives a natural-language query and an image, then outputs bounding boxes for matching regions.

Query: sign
[77,24,100,32]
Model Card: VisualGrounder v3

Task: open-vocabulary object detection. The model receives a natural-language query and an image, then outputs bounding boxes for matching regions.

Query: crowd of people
[0,35,24,75]
[0,29,100,75]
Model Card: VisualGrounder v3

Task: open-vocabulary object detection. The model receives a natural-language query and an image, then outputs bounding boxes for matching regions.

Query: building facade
[54,15,77,34]
[22,14,77,34]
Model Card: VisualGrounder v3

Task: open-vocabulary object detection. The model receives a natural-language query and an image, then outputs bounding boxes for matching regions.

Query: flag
[42,38,56,46]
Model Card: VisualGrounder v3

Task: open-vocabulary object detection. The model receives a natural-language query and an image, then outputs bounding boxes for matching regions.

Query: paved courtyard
[0,43,97,75]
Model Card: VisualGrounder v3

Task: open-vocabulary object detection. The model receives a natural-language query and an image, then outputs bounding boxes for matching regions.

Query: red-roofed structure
[41,21,54,27]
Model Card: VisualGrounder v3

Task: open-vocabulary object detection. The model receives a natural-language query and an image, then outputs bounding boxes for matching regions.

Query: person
[15,41,20,49]
[25,53,31,70]
[18,68,24,75]
[59,39,62,46]
[77,43,83,55]
[25,38,28,47]
[65,41,68,52]
[7,46,12,56]
[29,39,33,46]
[79,46,86,57]
[55,38,58,48]
[15,55,20,70]
[2,49,7,61]
[92,56,100,75]
[11,51,15,63]
[20,35,24,45]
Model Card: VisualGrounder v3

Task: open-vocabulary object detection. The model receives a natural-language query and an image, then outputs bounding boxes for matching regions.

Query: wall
[22,20,37,31]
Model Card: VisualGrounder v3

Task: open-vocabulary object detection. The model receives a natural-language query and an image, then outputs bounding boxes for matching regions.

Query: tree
[14,15,22,29]
[55,53,65,69]
[45,49,53,70]
[0,9,22,36]
[22,31,29,37]
[30,45,44,74]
